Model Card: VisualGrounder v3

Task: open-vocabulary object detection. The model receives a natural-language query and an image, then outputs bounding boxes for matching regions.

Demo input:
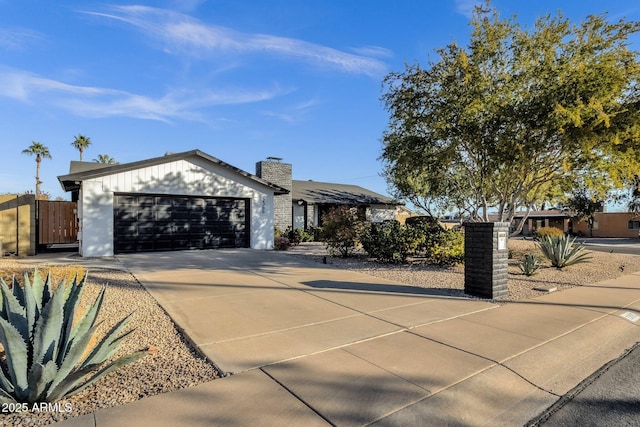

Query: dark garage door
[114,194,250,253]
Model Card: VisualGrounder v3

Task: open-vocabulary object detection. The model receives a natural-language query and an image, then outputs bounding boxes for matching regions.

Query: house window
[592,219,599,230]
[628,220,640,230]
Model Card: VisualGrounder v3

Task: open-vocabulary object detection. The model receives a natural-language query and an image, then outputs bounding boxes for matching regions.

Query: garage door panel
[138,196,155,207]
[156,208,172,220]
[155,197,173,206]
[190,224,205,234]
[173,197,189,207]
[137,209,155,221]
[114,194,249,254]
[138,223,155,236]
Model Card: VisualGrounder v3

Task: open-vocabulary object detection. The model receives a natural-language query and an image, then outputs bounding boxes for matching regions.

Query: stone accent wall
[256,160,292,231]
[463,222,509,299]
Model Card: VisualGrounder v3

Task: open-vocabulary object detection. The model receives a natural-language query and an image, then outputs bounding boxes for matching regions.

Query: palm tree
[71,134,91,161]
[22,141,52,197]
[93,154,119,165]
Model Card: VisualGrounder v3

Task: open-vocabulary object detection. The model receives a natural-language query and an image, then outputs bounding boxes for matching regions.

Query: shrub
[360,221,417,263]
[308,226,323,242]
[274,236,291,250]
[537,235,591,268]
[283,227,314,245]
[534,226,564,240]
[283,227,301,246]
[519,254,540,276]
[321,206,365,257]
[274,227,283,239]
[428,229,465,265]
[0,270,147,403]
[405,216,445,256]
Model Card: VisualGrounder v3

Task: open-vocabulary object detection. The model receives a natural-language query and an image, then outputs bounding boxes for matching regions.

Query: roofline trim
[58,149,289,194]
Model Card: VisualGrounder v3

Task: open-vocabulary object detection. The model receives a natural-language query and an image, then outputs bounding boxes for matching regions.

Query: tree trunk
[35,154,41,197]
[509,204,533,237]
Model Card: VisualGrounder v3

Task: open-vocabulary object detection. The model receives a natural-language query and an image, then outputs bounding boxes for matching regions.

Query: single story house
[58,149,288,257]
[510,210,572,235]
[291,180,402,229]
[511,209,640,238]
[252,158,402,231]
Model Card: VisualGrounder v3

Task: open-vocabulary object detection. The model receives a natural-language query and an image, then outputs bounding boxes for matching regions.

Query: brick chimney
[256,157,292,231]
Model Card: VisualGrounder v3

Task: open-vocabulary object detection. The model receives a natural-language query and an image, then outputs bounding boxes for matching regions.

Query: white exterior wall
[78,157,275,257]
[366,205,398,223]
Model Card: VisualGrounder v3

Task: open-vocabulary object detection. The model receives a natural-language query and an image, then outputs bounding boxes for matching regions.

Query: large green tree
[381,3,640,234]
[71,134,91,161]
[22,141,51,197]
[564,187,605,237]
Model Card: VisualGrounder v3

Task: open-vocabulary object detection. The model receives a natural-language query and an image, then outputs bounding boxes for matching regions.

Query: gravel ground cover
[0,261,220,427]
[283,240,640,302]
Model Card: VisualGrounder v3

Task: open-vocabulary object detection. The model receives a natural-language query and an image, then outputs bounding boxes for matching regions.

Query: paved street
[532,341,640,426]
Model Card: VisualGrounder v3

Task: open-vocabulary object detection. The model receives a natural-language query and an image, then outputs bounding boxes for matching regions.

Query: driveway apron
[118,249,497,374]
[113,250,640,427]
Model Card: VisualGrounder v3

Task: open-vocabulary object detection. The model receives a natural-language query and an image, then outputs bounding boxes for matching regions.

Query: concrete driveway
[119,249,495,374]
[108,249,640,426]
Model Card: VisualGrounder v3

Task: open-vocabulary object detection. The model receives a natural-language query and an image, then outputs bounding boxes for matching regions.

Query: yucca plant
[537,235,592,269]
[519,254,540,276]
[0,269,147,404]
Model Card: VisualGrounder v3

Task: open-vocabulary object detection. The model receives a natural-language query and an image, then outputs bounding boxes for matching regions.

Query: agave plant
[0,269,147,403]
[537,235,592,269]
[519,253,540,276]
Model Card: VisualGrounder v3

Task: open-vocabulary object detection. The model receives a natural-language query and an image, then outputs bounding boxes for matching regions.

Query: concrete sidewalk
[54,249,640,426]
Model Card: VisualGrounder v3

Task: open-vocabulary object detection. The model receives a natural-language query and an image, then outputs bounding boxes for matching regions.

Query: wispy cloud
[83,5,388,77]
[260,98,321,123]
[0,66,287,122]
[454,0,481,19]
[168,0,208,13]
[0,27,42,50]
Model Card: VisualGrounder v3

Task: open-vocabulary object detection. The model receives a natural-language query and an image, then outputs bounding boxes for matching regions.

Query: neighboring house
[510,210,640,238]
[58,149,288,257]
[573,212,640,238]
[254,158,402,231]
[510,210,572,235]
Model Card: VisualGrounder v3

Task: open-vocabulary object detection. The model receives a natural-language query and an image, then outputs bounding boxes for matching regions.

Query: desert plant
[537,235,591,269]
[321,206,365,257]
[307,226,323,242]
[360,221,418,263]
[534,226,564,240]
[274,236,291,250]
[0,269,147,403]
[428,229,465,265]
[283,227,314,245]
[519,254,540,276]
[405,216,443,255]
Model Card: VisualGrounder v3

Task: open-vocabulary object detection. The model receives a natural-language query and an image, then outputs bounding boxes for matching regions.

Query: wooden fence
[37,200,77,245]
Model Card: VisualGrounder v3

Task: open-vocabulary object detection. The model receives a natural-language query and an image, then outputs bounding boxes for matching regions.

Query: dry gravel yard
[284,240,640,302]
[0,261,220,427]
[0,238,638,425]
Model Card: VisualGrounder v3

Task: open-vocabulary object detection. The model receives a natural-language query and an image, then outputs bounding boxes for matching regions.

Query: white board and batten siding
[78,157,276,257]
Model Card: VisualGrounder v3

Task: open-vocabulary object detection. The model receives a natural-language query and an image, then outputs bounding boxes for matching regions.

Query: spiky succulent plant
[0,269,147,403]
[537,235,592,269]
[518,253,540,276]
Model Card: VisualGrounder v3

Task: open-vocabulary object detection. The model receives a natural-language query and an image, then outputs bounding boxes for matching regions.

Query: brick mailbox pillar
[463,222,509,299]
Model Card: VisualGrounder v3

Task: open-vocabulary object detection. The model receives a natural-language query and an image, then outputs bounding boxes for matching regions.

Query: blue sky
[2,0,640,202]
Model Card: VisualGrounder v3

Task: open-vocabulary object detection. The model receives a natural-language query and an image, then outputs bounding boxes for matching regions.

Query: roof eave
[56,149,289,195]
